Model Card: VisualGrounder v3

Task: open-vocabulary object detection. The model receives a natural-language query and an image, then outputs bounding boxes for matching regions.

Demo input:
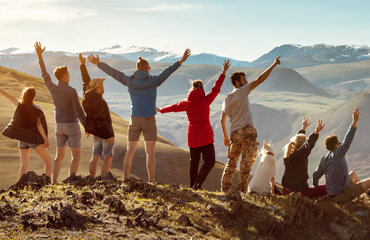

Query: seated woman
[1,87,52,179]
[157,60,231,190]
[282,117,326,197]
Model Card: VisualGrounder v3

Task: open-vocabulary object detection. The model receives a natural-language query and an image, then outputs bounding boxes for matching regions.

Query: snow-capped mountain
[251,43,370,69]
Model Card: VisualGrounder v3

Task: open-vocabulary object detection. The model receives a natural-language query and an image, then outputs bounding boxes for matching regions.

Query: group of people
[1,41,369,204]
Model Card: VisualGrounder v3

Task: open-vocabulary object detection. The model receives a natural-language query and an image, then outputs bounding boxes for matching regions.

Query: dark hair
[325,135,339,151]
[54,66,68,81]
[18,87,39,128]
[230,72,245,87]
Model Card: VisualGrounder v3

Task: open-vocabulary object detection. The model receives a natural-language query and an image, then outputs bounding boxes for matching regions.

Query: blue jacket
[313,125,356,196]
[97,61,181,117]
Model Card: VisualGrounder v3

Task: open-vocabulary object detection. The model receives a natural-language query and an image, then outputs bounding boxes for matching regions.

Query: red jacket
[160,74,225,148]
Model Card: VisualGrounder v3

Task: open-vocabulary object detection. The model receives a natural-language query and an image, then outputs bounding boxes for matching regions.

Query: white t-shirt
[222,83,253,133]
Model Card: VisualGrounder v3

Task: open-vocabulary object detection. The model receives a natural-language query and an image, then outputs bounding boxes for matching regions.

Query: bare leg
[33,145,52,179]
[53,146,66,182]
[359,178,370,194]
[89,155,101,177]
[349,171,360,184]
[101,156,113,175]
[70,147,81,176]
[19,148,31,178]
[123,141,138,180]
[145,141,156,182]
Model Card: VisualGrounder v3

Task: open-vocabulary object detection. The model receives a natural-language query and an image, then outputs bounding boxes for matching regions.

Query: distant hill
[247,66,334,98]
[295,60,370,89]
[273,90,370,184]
[252,43,370,69]
[0,65,239,190]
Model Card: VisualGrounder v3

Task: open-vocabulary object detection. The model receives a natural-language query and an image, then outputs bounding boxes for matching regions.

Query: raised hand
[352,107,360,128]
[34,41,46,60]
[179,48,191,65]
[314,120,325,134]
[222,59,231,75]
[274,55,281,66]
[302,116,311,131]
[88,54,100,65]
[79,53,86,65]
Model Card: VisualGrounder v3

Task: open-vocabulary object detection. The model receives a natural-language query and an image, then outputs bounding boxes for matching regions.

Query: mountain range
[2,43,370,69]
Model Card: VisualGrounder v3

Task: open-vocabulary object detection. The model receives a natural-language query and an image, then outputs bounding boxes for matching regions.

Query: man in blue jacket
[88,49,191,182]
[313,107,370,203]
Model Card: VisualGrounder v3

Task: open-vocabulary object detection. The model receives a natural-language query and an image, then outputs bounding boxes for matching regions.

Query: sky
[1,0,370,62]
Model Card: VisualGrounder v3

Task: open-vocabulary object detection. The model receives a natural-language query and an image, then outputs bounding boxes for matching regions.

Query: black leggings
[189,143,216,189]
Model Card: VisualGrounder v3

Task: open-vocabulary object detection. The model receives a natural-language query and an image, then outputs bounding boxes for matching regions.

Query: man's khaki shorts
[331,179,364,204]
[128,116,157,141]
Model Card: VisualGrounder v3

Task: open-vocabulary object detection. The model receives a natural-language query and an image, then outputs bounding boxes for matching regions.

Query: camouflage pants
[221,125,258,193]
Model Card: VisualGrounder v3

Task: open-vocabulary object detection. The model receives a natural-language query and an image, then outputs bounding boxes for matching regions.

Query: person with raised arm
[313,107,370,203]
[34,42,86,182]
[282,117,327,197]
[88,49,191,182]
[220,56,281,193]
[79,53,115,177]
[1,87,52,179]
[157,59,231,190]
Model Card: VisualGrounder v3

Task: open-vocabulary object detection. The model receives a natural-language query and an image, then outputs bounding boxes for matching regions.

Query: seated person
[282,117,327,197]
[313,107,370,203]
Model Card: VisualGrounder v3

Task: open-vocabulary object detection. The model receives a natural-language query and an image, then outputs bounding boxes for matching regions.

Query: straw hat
[87,78,105,91]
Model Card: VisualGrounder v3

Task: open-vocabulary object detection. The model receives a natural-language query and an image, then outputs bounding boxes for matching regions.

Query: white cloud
[119,4,204,12]
[0,0,95,24]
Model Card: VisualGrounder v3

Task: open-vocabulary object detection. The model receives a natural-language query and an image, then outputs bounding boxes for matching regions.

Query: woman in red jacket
[157,59,231,190]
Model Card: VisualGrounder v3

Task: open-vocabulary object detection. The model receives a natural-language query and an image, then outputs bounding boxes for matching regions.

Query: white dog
[247,140,276,194]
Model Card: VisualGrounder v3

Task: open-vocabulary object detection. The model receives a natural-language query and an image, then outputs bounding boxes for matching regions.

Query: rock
[65,190,74,196]
[226,187,242,202]
[9,172,51,191]
[60,205,88,230]
[206,204,222,214]
[22,220,37,231]
[227,200,243,211]
[167,204,176,211]
[123,217,134,228]
[132,207,145,216]
[101,172,117,182]
[352,230,369,240]
[103,196,114,205]
[177,214,193,227]
[342,201,356,212]
[329,222,354,240]
[109,198,126,215]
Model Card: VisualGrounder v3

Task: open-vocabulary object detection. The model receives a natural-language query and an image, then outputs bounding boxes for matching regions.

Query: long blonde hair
[283,134,306,158]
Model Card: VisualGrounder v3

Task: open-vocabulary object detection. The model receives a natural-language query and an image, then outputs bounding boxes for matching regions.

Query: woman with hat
[79,53,115,177]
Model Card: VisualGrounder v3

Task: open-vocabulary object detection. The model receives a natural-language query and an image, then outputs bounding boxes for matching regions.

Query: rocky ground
[1,172,370,240]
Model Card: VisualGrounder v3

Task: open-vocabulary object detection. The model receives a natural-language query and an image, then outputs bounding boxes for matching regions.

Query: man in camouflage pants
[220,56,281,192]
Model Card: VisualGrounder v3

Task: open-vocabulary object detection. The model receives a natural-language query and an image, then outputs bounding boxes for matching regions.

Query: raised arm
[221,112,230,146]
[0,88,18,105]
[36,117,49,148]
[336,107,359,157]
[157,101,186,114]
[34,41,57,91]
[79,53,91,94]
[250,55,281,91]
[88,54,131,86]
[205,59,230,104]
[154,48,191,86]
